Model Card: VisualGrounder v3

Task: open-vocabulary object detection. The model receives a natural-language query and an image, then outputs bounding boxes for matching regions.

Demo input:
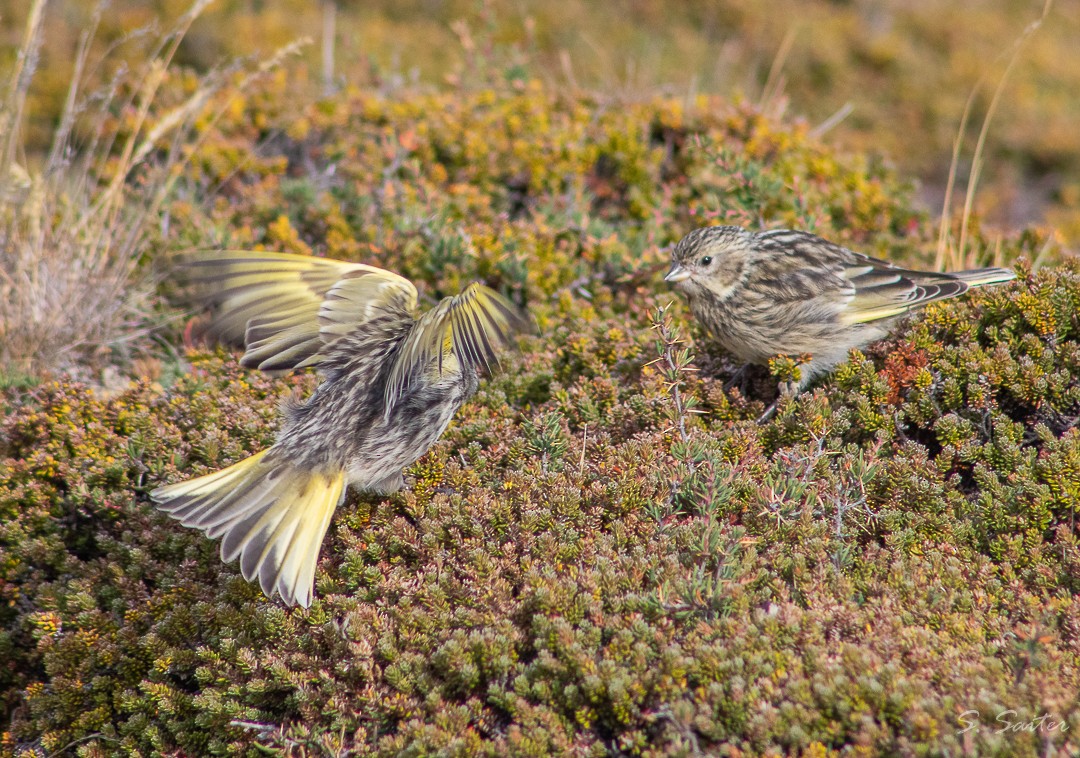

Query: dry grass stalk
[0,0,302,379]
[936,0,1053,272]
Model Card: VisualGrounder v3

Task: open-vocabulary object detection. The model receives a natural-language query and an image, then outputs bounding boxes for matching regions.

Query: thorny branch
[647,304,704,509]
[649,303,699,446]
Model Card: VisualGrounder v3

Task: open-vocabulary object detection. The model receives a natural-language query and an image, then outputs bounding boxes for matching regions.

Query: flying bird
[152,251,526,607]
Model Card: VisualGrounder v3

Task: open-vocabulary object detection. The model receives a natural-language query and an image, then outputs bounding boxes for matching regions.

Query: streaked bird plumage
[152,251,526,607]
[665,225,1015,390]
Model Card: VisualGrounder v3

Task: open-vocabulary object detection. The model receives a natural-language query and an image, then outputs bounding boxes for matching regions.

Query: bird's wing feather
[184,251,418,372]
[757,231,1000,325]
[839,252,969,324]
[751,229,1014,325]
[383,283,525,416]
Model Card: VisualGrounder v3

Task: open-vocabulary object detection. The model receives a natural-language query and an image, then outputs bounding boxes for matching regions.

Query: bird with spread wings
[152,251,527,607]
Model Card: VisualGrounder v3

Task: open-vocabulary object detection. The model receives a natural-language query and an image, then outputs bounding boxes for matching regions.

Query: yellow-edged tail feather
[951,267,1016,287]
[151,451,345,607]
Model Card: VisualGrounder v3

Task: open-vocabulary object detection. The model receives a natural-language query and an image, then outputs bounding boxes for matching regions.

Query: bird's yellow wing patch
[183,250,417,372]
[383,283,526,415]
[838,257,969,325]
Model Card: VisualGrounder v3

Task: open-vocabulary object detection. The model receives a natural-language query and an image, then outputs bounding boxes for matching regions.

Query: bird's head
[664,225,755,299]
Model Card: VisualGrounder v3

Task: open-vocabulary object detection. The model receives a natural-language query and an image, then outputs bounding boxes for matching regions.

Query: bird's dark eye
[700,256,712,266]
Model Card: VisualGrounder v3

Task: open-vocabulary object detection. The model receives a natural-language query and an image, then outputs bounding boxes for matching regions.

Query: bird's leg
[756,400,780,423]
[723,363,754,392]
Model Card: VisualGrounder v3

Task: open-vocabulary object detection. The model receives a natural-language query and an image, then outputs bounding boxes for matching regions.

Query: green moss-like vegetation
[3,73,1079,756]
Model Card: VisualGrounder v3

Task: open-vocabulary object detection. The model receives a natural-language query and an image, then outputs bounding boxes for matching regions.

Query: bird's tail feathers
[151,450,345,607]
[951,267,1016,288]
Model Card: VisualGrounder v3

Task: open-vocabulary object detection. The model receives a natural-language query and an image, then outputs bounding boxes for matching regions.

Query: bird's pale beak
[664,264,691,283]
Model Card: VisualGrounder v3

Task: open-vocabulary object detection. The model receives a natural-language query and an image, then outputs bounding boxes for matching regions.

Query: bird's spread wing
[383,283,525,415]
[184,251,418,372]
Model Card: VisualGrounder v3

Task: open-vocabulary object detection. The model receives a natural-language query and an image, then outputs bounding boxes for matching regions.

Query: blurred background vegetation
[3,0,1079,241]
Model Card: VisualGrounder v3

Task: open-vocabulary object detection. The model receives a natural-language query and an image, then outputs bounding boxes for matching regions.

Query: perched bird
[152,251,526,607]
[665,225,1015,393]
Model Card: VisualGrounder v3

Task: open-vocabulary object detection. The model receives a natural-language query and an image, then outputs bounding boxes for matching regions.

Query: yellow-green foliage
[2,74,1079,758]
[171,78,924,306]
[6,0,1080,241]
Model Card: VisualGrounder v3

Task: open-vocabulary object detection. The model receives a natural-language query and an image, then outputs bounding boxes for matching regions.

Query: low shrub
[2,73,1077,757]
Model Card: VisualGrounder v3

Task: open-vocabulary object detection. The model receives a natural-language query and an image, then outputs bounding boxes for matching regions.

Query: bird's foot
[778,379,800,397]
[757,380,800,424]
